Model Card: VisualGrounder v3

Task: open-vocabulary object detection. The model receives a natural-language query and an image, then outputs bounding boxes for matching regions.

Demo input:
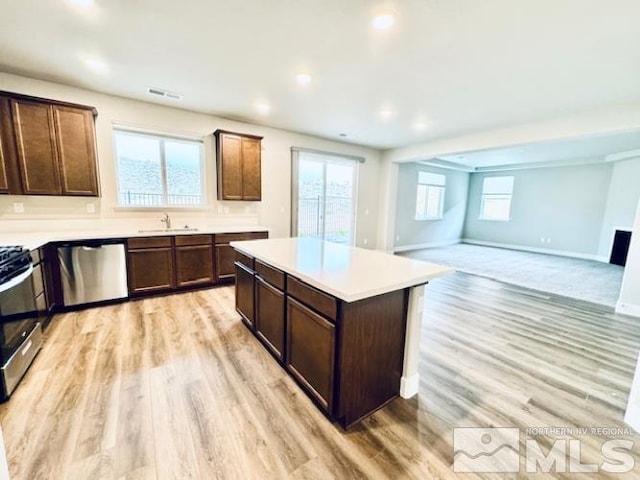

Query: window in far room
[113,128,205,208]
[480,175,514,221]
[415,171,445,220]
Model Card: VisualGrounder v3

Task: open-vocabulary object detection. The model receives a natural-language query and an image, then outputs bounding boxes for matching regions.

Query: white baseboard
[461,238,608,262]
[400,374,419,399]
[393,239,461,253]
[616,301,640,318]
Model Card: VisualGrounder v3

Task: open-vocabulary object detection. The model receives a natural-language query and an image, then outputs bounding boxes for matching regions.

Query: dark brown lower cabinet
[127,248,175,294]
[175,244,214,287]
[286,297,335,413]
[233,249,410,428]
[235,262,255,328]
[215,231,268,282]
[255,276,285,361]
[216,244,235,281]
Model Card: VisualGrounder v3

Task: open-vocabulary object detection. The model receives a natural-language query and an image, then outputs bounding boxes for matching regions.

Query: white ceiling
[1,0,640,149]
[437,130,640,169]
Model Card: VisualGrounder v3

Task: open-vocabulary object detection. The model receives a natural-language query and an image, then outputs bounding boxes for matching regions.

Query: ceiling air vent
[147,87,183,100]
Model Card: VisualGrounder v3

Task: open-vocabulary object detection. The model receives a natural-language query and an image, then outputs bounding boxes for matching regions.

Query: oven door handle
[0,265,34,294]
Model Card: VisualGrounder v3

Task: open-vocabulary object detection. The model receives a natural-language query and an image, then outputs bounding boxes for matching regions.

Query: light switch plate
[13,202,24,213]
[86,203,96,213]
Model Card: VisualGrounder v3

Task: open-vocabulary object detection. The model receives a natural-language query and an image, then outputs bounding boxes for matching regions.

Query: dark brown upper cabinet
[0,91,100,196]
[214,129,262,201]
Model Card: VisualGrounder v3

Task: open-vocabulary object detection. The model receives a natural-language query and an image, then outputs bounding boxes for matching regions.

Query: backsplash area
[0,195,260,234]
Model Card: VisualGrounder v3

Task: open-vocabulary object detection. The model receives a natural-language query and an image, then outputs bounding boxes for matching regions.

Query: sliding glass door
[292,150,358,245]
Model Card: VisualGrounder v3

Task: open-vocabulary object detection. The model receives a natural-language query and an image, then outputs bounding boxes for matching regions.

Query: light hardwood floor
[1,273,639,479]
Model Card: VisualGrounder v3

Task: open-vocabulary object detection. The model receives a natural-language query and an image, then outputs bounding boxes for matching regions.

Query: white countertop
[0,225,269,251]
[231,237,454,302]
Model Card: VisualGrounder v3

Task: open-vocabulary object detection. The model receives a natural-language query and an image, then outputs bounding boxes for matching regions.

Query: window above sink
[113,127,206,209]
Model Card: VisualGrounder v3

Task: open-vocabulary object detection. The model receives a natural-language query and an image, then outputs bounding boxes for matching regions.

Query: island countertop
[230,237,454,302]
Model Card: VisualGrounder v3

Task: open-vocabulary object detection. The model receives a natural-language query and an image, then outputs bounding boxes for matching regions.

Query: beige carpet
[400,243,624,307]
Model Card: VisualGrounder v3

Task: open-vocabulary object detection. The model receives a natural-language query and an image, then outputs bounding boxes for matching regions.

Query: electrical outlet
[365,208,369,216]
[279,206,285,213]
[363,238,368,245]
[13,202,24,213]
[547,238,552,244]
[396,235,400,242]
[245,206,250,213]
[540,237,545,243]
[217,205,223,214]
[223,206,229,214]
[86,203,95,213]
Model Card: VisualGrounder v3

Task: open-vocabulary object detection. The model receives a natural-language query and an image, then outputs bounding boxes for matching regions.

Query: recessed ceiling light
[379,109,393,120]
[255,101,271,115]
[413,121,427,131]
[295,73,312,86]
[83,57,108,74]
[372,13,395,30]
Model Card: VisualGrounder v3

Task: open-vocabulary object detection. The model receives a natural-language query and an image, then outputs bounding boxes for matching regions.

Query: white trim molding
[616,301,640,318]
[393,239,461,253]
[461,238,609,263]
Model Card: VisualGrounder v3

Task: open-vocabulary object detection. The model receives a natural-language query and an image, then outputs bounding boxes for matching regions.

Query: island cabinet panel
[287,276,337,320]
[235,261,255,328]
[286,297,335,413]
[255,274,285,361]
[334,289,409,427]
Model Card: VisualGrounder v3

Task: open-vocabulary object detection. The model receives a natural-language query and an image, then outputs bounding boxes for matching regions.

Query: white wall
[598,157,640,258]
[379,103,640,250]
[393,164,469,250]
[617,199,640,317]
[623,199,640,430]
[0,73,381,248]
[463,163,612,257]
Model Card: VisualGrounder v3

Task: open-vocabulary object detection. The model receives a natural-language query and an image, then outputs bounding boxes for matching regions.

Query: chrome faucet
[160,212,171,230]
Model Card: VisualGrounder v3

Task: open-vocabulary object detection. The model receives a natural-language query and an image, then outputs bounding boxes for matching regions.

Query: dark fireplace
[610,230,632,267]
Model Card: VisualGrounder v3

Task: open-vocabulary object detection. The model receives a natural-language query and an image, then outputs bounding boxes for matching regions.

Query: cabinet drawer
[174,234,212,246]
[235,251,254,271]
[215,231,268,244]
[255,260,285,290]
[287,276,337,321]
[127,236,172,249]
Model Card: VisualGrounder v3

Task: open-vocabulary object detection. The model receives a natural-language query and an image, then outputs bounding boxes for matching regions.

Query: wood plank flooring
[1,273,640,479]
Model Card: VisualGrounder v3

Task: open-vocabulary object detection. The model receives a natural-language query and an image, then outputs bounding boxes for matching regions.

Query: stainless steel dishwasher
[57,239,128,307]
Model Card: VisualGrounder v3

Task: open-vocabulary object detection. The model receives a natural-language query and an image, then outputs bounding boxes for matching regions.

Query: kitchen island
[231,237,453,427]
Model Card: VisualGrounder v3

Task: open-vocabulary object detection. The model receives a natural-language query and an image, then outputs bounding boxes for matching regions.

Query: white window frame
[113,127,206,210]
[415,171,445,221]
[479,176,514,221]
[291,148,360,246]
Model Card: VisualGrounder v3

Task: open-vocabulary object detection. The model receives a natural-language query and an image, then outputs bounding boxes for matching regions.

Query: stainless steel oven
[0,246,43,401]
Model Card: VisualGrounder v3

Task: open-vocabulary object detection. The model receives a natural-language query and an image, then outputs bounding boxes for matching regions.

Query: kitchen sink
[138,228,199,233]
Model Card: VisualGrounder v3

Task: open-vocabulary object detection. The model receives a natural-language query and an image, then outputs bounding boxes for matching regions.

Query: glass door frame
[291,148,361,246]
